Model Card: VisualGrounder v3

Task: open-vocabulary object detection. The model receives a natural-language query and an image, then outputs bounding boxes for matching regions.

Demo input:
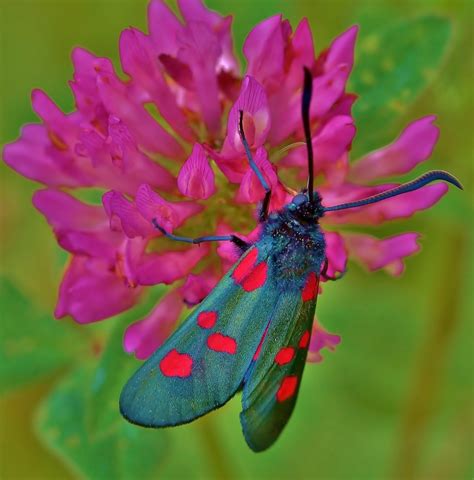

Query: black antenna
[302,67,314,203]
[324,170,463,212]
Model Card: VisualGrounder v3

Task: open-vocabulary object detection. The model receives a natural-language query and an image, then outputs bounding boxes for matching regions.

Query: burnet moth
[119,67,462,452]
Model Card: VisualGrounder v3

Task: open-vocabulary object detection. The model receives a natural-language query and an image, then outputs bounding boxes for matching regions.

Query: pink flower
[178,144,216,199]
[307,319,341,363]
[124,289,184,360]
[3,0,453,361]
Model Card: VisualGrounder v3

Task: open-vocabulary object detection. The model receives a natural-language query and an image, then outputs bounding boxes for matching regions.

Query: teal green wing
[120,246,278,427]
[240,273,319,451]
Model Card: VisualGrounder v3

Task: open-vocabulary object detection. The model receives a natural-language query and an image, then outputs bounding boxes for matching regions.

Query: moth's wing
[240,274,319,451]
[120,246,277,427]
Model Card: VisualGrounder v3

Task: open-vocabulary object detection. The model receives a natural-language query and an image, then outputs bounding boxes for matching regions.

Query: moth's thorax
[285,191,325,221]
[259,193,326,289]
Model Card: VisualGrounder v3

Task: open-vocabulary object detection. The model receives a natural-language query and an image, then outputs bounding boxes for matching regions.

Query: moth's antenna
[302,67,314,203]
[323,170,463,212]
[238,110,270,194]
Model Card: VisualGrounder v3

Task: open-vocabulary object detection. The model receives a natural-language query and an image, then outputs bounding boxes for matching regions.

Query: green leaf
[87,286,167,435]
[0,277,85,393]
[87,322,140,436]
[351,16,452,156]
[36,365,168,480]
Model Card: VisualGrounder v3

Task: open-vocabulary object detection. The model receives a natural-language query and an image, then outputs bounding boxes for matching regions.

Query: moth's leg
[152,219,250,248]
[320,257,346,281]
[238,110,272,222]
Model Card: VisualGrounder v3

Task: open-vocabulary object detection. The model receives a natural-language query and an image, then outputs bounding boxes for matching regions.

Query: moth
[120,68,462,452]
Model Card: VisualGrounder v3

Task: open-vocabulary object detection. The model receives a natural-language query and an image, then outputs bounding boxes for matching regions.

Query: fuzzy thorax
[258,193,326,288]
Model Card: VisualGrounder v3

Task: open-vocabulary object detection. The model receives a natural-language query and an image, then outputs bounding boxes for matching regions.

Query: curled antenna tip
[439,170,463,190]
[323,169,463,213]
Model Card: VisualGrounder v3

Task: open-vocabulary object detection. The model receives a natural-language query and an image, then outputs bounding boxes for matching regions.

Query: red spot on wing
[241,261,268,292]
[275,347,295,365]
[253,343,263,361]
[276,375,299,402]
[232,248,258,283]
[232,248,268,292]
[302,272,319,302]
[197,311,217,329]
[299,330,310,349]
[207,332,237,354]
[253,324,269,361]
[160,349,193,378]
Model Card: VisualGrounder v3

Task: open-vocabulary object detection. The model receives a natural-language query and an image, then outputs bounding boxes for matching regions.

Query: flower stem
[392,229,467,479]
[197,414,235,480]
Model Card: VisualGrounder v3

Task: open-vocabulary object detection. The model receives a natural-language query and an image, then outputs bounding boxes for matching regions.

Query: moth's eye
[292,194,307,206]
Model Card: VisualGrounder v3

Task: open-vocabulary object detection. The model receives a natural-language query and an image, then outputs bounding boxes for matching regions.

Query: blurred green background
[0,0,472,479]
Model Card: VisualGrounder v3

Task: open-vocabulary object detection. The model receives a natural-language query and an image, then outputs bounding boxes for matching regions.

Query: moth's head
[286,191,324,221]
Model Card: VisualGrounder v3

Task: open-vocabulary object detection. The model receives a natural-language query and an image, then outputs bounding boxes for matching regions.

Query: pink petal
[343,232,421,276]
[119,28,195,141]
[96,68,184,158]
[178,0,222,32]
[218,70,243,103]
[311,65,350,118]
[236,147,277,203]
[323,231,348,278]
[267,185,293,213]
[147,0,184,56]
[310,26,357,120]
[75,117,176,195]
[215,222,243,269]
[31,89,82,150]
[205,144,248,184]
[178,0,238,73]
[33,189,124,259]
[325,93,357,119]
[124,288,184,359]
[177,143,216,199]
[264,19,316,144]
[215,223,261,272]
[290,18,316,75]
[57,231,117,260]
[27,92,103,187]
[224,76,270,152]
[180,270,219,307]
[107,117,177,192]
[323,182,448,225]
[176,21,222,135]
[3,125,81,187]
[159,54,194,90]
[244,15,285,86]
[32,89,68,130]
[351,116,439,182]
[266,83,300,146]
[137,245,210,285]
[69,48,111,125]
[282,115,355,186]
[135,184,203,232]
[75,128,108,168]
[117,237,148,288]
[33,189,106,231]
[307,318,341,363]
[55,256,140,323]
[324,25,358,76]
[103,191,153,238]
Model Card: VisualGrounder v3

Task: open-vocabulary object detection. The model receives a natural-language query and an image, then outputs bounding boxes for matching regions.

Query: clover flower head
[3,0,450,361]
